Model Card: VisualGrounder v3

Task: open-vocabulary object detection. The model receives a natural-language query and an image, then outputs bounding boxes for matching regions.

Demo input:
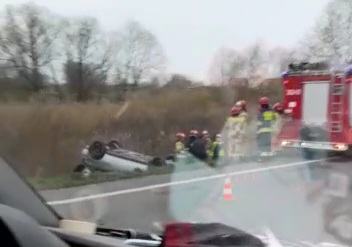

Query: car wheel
[81,166,92,178]
[149,157,163,167]
[165,154,176,162]
[88,141,106,160]
[107,140,122,150]
[73,164,85,172]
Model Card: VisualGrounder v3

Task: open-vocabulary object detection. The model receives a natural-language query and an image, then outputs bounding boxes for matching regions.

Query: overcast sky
[0,0,330,80]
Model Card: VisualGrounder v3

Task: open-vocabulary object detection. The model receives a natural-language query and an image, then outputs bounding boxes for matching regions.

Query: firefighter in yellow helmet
[225,106,245,159]
[175,132,186,154]
[257,97,276,158]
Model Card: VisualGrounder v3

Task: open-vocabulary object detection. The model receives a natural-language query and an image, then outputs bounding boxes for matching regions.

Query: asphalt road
[41,154,352,245]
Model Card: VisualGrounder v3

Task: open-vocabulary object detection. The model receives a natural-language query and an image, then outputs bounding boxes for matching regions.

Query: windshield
[1,0,352,246]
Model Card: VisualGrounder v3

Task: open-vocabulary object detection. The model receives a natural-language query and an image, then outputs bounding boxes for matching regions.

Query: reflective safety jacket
[175,141,185,153]
[239,111,249,123]
[239,111,249,135]
[273,112,283,135]
[257,109,276,134]
[226,116,245,137]
[209,141,225,160]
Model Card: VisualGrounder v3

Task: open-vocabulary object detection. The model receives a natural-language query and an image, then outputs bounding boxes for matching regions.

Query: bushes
[110,87,232,156]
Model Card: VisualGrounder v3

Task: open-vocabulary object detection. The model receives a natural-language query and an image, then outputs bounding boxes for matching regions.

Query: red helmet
[189,129,199,136]
[176,132,186,139]
[230,106,241,115]
[273,102,284,112]
[236,100,246,108]
[259,97,270,106]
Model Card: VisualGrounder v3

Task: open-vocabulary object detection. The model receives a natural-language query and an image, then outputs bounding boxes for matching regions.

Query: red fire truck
[278,62,352,159]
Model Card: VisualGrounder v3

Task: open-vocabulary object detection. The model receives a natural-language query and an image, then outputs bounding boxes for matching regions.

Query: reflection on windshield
[1,0,352,246]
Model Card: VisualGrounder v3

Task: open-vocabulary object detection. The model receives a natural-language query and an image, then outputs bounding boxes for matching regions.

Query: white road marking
[48,159,323,205]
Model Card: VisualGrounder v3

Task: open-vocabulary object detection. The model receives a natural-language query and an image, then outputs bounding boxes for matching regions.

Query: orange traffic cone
[223,177,233,201]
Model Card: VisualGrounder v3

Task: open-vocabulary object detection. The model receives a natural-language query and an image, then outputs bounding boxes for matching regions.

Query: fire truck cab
[278,62,352,159]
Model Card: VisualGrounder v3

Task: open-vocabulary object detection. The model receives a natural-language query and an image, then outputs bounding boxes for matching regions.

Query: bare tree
[114,21,166,86]
[267,47,297,76]
[208,42,297,86]
[164,74,193,89]
[0,3,60,91]
[243,42,267,85]
[208,43,266,86]
[229,53,246,77]
[64,17,111,101]
[302,0,352,64]
[208,47,245,85]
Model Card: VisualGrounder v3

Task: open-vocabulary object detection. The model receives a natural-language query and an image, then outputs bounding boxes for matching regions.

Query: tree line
[208,0,352,86]
[0,0,350,101]
[0,3,166,101]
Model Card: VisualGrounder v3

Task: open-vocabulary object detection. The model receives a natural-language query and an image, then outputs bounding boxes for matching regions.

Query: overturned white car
[74,140,168,176]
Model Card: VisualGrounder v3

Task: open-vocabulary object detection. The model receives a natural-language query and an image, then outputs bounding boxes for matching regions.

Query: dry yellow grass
[0,103,122,176]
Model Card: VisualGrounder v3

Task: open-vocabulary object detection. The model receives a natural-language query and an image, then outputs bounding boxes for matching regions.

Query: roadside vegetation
[30,166,175,190]
[0,82,282,180]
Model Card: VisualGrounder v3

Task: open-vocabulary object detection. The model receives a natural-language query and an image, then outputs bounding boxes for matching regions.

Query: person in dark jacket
[185,129,198,150]
[189,132,208,161]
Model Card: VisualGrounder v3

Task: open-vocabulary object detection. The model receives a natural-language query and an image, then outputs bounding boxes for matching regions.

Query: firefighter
[186,129,198,149]
[210,134,225,161]
[225,106,245,158]
[273,102,284,114]
[272,102,284,153]
[257,97,276,158]
[189,131,208,161]
[175,132,186,154]
[273,102,284,134]
[236,100,248,122]
[235,100,249,158]
[202,130,212,157]
[202,130,211,144]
